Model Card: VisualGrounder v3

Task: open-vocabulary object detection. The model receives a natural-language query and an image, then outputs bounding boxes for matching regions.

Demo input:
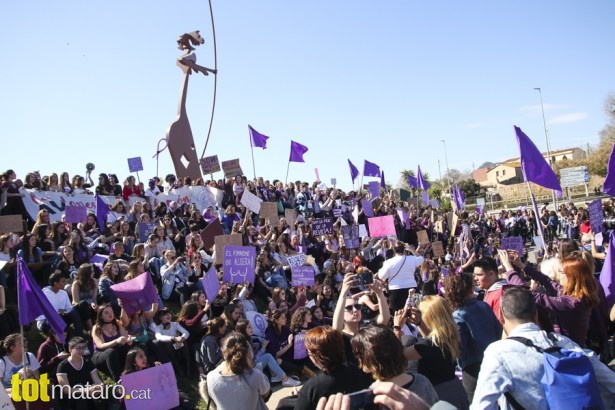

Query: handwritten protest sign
[368,181,380,198]
[417,230,430,245]
[64,205,87,223]
[361,199,374,217]
[0,215,24,233]
[127,157,143,173]
[333,208,342,218]
[138,222,159,242]
[367,215,396,237]
[285,209,296,227]
[214,234,243,264]
[312,217,334,236]
[240,189,263,214]
[260,202,278,220]
[342,225,360,249]
[200,155,221,175]
[266,214,279,227]
[121,363,179,410]
[202,266,221,302]
[501,236,525,255]
[201,218,223,251]
[111,272,158,316]
[588,199,604,234]
[291,266,315,286]
[432,241,444,257]
[287,254,307,268]
[221,158,243,178]
[223,245,256,283]
[293,332,308,360]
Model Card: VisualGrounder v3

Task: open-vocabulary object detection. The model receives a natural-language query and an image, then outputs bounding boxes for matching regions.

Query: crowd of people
[2,167,615,409]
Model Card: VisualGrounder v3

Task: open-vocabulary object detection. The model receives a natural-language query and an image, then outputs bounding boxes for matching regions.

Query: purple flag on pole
[96,195,109,229]
[406,174,418,188]
[348,159,359,183]
[380,171,386,193]
[603,143,615,195]
[17,258,66,342]
[417,166,430,190]
[514,126,563,196]
[111,272,159,316]
[248,125,269,149]
[363,160,381,177]
[289,140,309,162]
[600,231,615,309]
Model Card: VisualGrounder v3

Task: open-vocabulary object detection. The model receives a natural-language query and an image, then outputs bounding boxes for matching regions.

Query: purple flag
[406,174,418,188]
[453,185,465,211]
[248,125,269,149]
[363,160,381,177]
[457,186,465,208]
[603,143,615,195]
[111,272,159,316]
[348,159,359,183]
[96,195,109,229]
[380,171,387,193]
[600,231,615,309]
[17,258,66,342]
[417,166,430,190]
[514,126,562,196]
[289,140,309,162]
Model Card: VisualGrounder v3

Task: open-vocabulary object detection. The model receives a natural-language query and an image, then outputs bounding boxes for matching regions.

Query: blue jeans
[256,352,285,380]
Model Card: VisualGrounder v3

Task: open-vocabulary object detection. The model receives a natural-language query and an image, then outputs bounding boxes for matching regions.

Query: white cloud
[547,112,588,124]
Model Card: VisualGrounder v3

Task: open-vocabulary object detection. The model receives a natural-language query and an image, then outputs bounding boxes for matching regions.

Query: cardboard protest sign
[0,214,24,233]
[312,217,334,236]
[287,254,307,268]
[417,230,430,245]
[361,199,374,217]
[214,234,243,264]
[201,218,224,251]
[432,241,444,257]
[222,245,256,283]
[342,225,360,249]
[221,158,243,178]
[367,215,396,237]
[64,205,87,223]
[285,209,296,228]
[138,222,159,242]
[451,213,459,237]
[266,214,279,227]
[260,202,278,219]
[202,266,221,303]
[291,266,316,286]
[240,189,263,214]
[200,155,221,175]
[111,272,158,316]
[127,157,143,173]
[588,199,604,234]
[501,236,525,255]
[121,363,179,410]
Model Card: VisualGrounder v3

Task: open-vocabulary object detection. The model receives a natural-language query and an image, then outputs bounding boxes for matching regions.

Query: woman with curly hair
[444,273,501,403]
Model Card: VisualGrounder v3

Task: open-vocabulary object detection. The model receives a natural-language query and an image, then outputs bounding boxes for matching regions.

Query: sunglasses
[344,304,362,312]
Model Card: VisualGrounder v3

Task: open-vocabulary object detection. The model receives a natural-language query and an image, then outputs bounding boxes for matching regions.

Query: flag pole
[250,144,256,181]
[359,175,364,196]
[527,181,548,255]
[16,260,31,410]
[285,161,291,185]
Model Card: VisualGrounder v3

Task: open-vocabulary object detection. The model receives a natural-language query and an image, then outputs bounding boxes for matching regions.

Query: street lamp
[441,139,451,195]
[534,87,557,209]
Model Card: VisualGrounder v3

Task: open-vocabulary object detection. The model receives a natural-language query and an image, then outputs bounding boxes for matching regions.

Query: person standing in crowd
[377,241,426,311]
[472,257,506,322]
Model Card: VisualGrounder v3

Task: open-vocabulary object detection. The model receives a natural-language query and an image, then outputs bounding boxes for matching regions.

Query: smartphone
[347,388,375,410]
[358,271,374,286]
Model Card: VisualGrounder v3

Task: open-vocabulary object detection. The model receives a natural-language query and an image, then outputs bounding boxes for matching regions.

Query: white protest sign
[240,189,263,214]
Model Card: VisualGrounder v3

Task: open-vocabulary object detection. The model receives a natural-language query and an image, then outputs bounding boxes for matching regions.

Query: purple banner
[588,199,604,234]
[127,156,144,173]
[202,266,221,302]
[223,245,256,284]
[342,225,360,249]
[311,217,334,236]
[291,266,315,286]
[65,205,87,223]
[361,199,374,217]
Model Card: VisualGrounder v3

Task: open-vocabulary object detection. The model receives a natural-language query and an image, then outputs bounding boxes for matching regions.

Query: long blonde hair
[419,296,460,362]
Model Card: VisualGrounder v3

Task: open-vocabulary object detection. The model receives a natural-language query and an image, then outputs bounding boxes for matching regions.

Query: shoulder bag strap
[387,255,407,283]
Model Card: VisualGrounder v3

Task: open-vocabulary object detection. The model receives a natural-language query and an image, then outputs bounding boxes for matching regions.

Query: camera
[347,388,375,410]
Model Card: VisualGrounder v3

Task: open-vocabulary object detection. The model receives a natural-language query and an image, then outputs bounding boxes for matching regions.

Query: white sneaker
[282,376,302,387]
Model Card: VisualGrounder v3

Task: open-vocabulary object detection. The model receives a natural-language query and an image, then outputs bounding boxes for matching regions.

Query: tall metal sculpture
[166,31,216,180]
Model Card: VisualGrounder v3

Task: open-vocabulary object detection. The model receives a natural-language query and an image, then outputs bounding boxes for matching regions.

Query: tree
[458,179,482,198]
[587,94,615,177]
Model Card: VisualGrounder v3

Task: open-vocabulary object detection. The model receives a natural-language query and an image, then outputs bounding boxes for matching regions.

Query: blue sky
[1,1,614,191]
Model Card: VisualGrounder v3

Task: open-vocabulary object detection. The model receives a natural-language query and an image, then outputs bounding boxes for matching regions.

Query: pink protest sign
[65,205,87,223]
[367,215,396,238]
[120,362,179,410]
[111,272,158,316]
